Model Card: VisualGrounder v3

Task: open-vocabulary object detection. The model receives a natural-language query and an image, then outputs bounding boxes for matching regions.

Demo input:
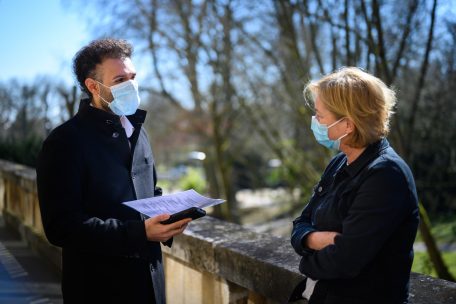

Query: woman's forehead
[314,96,325,112]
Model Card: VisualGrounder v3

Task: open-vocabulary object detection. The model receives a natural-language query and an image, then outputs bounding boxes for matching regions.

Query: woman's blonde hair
[304,67,396,148]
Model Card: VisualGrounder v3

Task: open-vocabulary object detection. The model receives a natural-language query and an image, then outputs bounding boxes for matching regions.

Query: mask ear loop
[329,117,349,144]
[335,118,350,147]
[98,95,111,106]
[327,117,346,129]
[95,80,112,106]
[336,133,349,141]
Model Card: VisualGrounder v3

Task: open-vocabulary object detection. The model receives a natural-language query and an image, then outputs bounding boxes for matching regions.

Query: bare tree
[64,1,456,279]
[235,0,454,280]
[57,85,79,121]
[68,0,254,222]
[0,83,15,138]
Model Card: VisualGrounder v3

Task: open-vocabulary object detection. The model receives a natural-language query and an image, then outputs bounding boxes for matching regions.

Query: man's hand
[144,214,192,242]
[305,231,340,251]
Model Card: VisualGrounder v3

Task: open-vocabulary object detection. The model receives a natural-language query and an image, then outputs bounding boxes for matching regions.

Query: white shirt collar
[88,103,134,138]
[120,115,134,138]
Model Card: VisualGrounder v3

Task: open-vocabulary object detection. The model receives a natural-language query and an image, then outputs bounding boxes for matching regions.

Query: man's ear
[85,78,99,97]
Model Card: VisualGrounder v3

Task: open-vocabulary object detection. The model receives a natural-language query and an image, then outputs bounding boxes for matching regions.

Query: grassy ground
[415,215,456,243]
[412,215,456,279]
[412,251,456,278]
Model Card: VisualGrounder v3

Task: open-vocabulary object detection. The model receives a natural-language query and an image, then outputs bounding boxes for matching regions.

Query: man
[36,38,191,303]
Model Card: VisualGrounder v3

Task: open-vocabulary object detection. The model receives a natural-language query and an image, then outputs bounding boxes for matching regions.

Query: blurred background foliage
[0,0,455,280]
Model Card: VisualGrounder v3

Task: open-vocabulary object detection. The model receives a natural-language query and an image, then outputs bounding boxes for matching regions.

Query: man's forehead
[97,57,136,79]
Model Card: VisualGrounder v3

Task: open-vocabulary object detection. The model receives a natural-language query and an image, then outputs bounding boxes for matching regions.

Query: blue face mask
[311,116,347,150]
[97,79,141,116]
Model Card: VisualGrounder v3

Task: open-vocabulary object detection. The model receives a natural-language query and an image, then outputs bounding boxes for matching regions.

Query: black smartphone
[160,207,206,225]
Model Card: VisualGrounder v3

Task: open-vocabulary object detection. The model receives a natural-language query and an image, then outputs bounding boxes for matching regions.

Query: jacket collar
[344,138,390,177]
[77,98,147,126]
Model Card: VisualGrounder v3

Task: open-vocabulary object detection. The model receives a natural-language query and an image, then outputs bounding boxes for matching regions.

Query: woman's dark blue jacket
[291,139,419,304]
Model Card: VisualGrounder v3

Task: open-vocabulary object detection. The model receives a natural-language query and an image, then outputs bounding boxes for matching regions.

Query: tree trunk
[418,203,455,281]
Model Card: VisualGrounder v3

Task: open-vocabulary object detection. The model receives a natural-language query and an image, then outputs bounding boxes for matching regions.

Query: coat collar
[344,138,390,177]
[77,98,147,126]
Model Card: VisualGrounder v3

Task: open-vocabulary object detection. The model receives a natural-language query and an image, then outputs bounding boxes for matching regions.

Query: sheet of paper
[122,189,225,218]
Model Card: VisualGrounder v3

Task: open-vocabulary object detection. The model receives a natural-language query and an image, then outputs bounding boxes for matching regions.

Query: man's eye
[115,79,124,84]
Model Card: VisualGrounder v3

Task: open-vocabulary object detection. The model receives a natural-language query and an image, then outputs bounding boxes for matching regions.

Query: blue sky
[0,0,154,87]
[0,0,90,83]
[1,0,454,87]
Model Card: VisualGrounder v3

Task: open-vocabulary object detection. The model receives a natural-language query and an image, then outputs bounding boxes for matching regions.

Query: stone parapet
[1,159,455,304]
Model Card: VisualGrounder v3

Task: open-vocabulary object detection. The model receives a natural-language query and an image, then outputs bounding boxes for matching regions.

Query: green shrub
[178,167,206,193]
[0,136,43,167]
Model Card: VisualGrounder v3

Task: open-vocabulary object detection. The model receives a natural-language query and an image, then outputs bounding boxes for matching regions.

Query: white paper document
[122,189,225,218]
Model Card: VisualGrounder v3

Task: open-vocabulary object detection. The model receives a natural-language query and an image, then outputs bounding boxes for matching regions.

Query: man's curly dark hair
[73,38,133,98]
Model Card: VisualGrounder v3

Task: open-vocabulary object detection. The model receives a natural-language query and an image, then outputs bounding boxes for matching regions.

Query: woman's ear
[345,117,355,134]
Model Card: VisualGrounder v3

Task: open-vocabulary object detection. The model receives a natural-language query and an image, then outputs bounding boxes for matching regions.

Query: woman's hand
[144,214,192,242]
[305,231,340,251]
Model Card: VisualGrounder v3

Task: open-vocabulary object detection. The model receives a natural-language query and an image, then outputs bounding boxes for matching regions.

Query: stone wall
[1,159,455,304]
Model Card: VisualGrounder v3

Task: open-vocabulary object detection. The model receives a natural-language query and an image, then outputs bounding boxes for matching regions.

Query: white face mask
[97,80,140,116]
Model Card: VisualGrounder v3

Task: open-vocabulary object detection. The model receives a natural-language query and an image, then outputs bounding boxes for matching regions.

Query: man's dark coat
[36,99,168,303]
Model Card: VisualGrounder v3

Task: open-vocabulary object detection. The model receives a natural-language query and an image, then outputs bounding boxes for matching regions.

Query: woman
[290,67,419,304]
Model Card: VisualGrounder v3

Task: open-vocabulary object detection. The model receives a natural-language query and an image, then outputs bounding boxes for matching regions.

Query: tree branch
[372,0,392,83]
[391,0,419,83]
[405,0,438,158]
